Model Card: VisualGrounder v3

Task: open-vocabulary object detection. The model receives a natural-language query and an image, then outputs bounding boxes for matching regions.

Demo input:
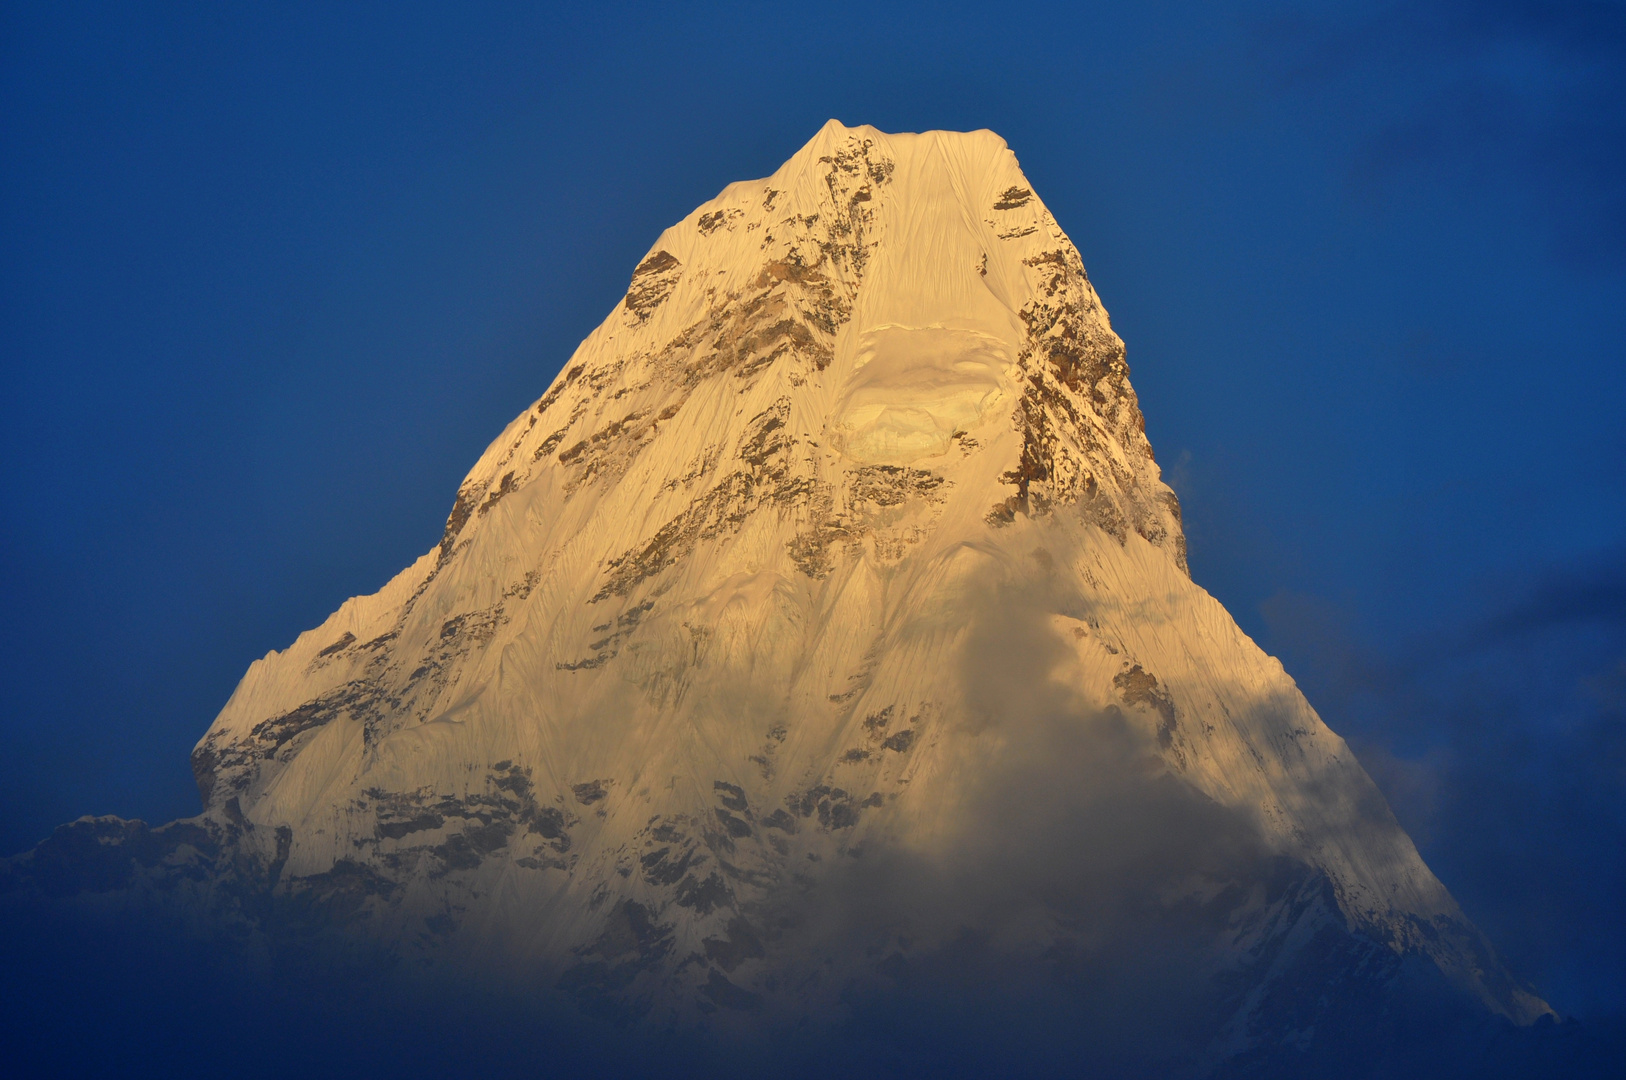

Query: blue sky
[3,0,1622,1021]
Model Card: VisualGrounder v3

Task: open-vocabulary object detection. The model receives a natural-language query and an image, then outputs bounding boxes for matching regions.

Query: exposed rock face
[3,122,1550,1070]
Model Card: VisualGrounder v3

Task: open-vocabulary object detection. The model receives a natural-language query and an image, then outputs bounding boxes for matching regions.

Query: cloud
[1258,548,1626,1018]
[720,578,1282,1076]
[1473,554,1626,643]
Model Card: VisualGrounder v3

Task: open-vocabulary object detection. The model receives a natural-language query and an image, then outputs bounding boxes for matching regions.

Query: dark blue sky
[3,0,1622,1022]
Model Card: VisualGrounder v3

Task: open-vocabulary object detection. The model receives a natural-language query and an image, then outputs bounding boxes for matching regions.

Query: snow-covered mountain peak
[421,120,1186,605]
[4,124,1551,1064]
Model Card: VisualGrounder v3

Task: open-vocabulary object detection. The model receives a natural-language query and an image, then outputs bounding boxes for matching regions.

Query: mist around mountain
[3,122,1617,1078]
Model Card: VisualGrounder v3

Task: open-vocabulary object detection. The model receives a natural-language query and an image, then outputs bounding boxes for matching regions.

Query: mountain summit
[5,122,1550,1073]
